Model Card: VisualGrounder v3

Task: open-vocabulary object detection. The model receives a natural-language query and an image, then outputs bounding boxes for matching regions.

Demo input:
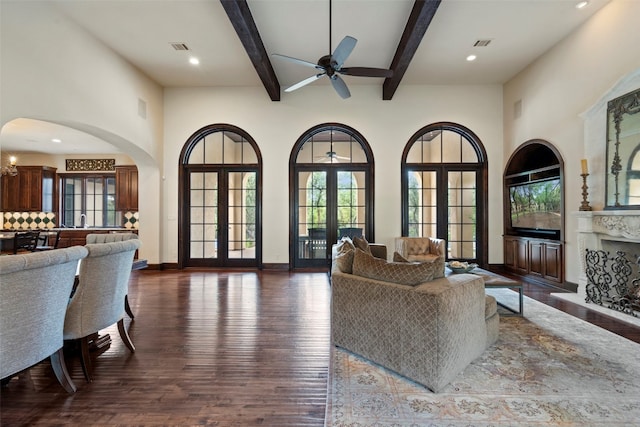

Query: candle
[581,159,588,175]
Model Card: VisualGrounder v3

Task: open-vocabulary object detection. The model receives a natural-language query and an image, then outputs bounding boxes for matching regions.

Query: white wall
[164,83,504,264]
[0,1,164,263]
[0,1,506,267]
[503,0,640,284]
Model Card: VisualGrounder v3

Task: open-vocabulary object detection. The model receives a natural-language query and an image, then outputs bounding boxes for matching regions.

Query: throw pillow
[334,239,355,273]
[352,248,435,286]
[393,251,409,263]
[352,236,372,254]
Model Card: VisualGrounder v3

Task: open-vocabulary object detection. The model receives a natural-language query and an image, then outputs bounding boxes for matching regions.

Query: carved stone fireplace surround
[553,69,640,327]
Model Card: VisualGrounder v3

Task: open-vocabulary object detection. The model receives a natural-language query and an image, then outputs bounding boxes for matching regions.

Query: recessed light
[51,138,62,143]
[466,55,477,62]
[576,1,589,9]
[189,57,200,65]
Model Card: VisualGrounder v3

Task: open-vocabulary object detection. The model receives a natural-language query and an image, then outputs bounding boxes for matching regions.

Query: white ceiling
[0,0,611,156]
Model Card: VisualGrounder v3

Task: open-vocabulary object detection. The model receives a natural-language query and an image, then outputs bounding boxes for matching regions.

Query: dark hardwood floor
[2,269,639,426]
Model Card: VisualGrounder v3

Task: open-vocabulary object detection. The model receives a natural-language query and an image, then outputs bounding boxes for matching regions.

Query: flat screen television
[509,178,561,232]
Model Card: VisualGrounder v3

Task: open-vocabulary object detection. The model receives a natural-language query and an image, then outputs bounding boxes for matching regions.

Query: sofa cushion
[406,254,445,279]
[393,251,409,263]
[335,248,355,273]
[352,236,372,254]
[352,248,435,286]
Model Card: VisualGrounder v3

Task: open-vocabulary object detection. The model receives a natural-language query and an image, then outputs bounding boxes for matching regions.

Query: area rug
[325,289,640,426]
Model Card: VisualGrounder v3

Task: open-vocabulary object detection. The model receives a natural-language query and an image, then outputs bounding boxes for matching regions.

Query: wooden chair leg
[117,318,136,353]
[79,337,93,382]
[50,348,76,393]
[124,294,135,319]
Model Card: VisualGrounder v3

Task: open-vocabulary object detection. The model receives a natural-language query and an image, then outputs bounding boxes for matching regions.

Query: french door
[401,122,488,265]
[405,166,481,262]
[179,124,262,269]
[293,167,370,268]
[184,167,257,267]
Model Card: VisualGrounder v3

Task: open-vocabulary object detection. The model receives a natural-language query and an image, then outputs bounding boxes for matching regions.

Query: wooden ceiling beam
[383,0,441,100]
[220,0,281,101]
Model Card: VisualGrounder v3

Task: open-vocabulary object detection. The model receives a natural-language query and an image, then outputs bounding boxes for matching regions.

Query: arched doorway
[401,122,488,265]
[290,123,374,269]
[178,124,262,268]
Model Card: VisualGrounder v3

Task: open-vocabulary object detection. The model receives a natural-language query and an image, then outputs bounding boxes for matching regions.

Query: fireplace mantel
[575,210,640,298]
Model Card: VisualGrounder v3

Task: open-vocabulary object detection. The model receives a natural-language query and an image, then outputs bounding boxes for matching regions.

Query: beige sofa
[330,242,499,392]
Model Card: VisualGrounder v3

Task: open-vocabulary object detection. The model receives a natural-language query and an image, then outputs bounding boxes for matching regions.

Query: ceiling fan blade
[330,75,351,99]
[272,53,322,70]
[284,73,325,93]
[332,36,357,69]
[339,67,394,78]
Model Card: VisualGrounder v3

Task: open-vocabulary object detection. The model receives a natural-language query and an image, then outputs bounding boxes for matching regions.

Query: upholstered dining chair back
[85,232,138,244]
[0,246,88,392]
[86,232,140,319]
[64,239,141,381]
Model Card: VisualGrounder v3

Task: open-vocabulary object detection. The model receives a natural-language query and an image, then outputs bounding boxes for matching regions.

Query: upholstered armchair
[1,246,89,393]
[64,239,141,382]
[394,236,446,278]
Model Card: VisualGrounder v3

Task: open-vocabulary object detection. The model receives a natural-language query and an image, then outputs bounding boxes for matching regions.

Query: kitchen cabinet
[115,166,138,211]
[0,166,57,212]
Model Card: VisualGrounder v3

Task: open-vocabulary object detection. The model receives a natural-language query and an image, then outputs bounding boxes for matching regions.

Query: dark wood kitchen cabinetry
[0,166,57,212]
[115,165,138,211]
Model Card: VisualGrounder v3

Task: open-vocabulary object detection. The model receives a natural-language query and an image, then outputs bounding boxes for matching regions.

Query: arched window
[401,122,488,264]
[178,124,262,268]
[290,123,374,269]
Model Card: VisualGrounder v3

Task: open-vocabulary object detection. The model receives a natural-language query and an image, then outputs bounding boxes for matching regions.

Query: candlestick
[580,173,592,211]
[581,159,588,175]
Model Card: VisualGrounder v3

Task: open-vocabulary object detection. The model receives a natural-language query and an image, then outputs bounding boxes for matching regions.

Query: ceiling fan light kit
[272,0,392,99]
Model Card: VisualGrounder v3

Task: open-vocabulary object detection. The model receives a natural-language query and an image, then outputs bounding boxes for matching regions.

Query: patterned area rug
[325,289,640,426]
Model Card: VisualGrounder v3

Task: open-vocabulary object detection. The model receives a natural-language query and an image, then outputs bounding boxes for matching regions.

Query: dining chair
[1,246,89,393]
[12,230,40,253]
[63,239,141,382]
[85,233,140,319]
[35,230,61,251]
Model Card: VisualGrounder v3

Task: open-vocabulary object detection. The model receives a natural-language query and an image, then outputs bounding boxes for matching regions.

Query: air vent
[473,39,492,47]
[170,42,190,51]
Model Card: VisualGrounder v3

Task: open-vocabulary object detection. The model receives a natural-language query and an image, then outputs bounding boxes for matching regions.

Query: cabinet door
[504,237,517,271]
[515,238,529,274]
[0,175,20,211]
[529,240,544,277]
[543,242,563,282]
[116,166,138,211]
[26,169,43,211]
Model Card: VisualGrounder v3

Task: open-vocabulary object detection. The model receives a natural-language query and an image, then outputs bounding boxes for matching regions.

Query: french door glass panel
[228,172,256,259]
[298,171,327,260]
[407,171,437,237]
[337,171,366,237]
[448,171,477,260]
[190,172,218,259]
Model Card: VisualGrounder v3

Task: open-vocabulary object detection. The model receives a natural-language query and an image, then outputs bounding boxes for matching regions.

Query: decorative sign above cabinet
[65,159,115,171]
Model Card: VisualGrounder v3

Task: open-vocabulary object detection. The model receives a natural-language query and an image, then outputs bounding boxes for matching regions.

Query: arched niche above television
[503,140,566,287]
[504,140,565,241]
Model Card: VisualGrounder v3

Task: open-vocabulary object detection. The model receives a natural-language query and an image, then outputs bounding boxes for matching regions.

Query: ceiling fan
[315,150,350,163]
[271,0,393,99]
